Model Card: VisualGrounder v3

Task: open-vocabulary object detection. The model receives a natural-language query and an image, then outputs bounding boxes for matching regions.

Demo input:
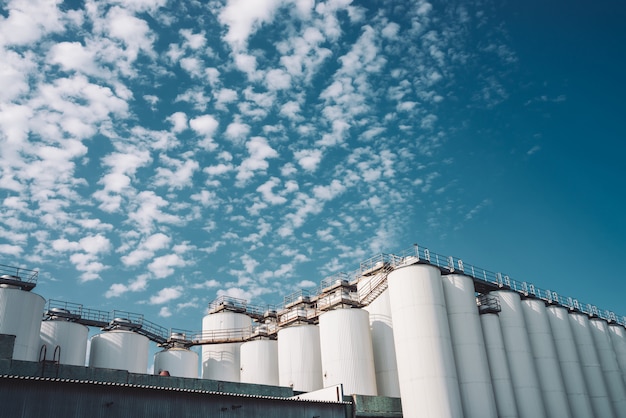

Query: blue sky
[1,0,625,333]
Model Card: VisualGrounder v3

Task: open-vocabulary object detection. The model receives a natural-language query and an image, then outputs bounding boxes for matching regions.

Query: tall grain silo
[589,318,626,417]
[521,299,571,418]
[0,284,45,362]
[40,318,88,366]
[480,312,519,418]
[569,311,616,418]
[201,310,252,382]
[277,324,323,392]
[546,305,594,418]
[89,327,149,374]
[491,290,546,418]
[608,323,626,382]
[387,264,463,418]
[442,273,497,418]
[318,308,377,396]
[362,288,400,397]
[154,346,199,378]
[240,339,279,386]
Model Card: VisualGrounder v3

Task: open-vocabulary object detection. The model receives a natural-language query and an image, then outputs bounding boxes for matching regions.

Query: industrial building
[1,244,626,417]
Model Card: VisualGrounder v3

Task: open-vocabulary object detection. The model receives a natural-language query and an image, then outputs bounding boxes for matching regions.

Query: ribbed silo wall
[89,330,149,374]
[201,311,252,382]
[608,324,626,383]
[240,339,279,386]
[277,324,323,392]
[362,288,400,397]
[546,305,594,418]
[521,299,571,418]
[480,313,518,418]
[40,320,88,366]
[589,318,626,417]
[387,264,463,418]
[569,312,616,418]
[318,308,377,396]
[0,287,45,361]
[154,347,199,378]
[491,290,546,418]
[442,274,497,418]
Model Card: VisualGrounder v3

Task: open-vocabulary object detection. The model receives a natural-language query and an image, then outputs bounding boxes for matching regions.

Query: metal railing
[0,263,39,290]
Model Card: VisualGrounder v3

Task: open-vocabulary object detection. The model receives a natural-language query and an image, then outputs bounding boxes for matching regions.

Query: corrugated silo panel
[492,290,546,418]
[277,324,323,392]
[608,324,626,383]
[546,305,594,418]
[40,320,88,366]
[569,312,616,418]
[521,299,572,418]
[589,318,626,418]
[240,339,279,386]
[154,347,199,378]
[89,330,149,374]
[442,274,497,418]
[387,264,463,418]
[480,313,519,418]
[318,308,377,396]
[0,287,45,361]
[363,288,400,397]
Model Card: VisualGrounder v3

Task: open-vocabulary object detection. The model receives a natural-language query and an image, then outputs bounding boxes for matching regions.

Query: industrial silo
[362,288,400,397]
[479,312,519,418]
[0,285,45,361]
[608,323,626,382]
[546,305,594,418]
[491,290,546,418]
[154,347,199,378]
[89,328,149,374]
[521,298,571,418]
[240,339,279,386]
[40,318,88,366]
[387,264,463,418]
[318,308,377,396]
[201,310,252,382]
[569,311,616,418]
[442,273,497,418]
[277,324,323,392]
[589,318,626,417]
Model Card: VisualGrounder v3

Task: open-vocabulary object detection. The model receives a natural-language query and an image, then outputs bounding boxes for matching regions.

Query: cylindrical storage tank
[240,339,278,386]
[608,324,626,382]
[201,311,252,382]
[521,299,572,418]
[318,308,377,396]
[0,287,45,361]
[569,312,616,418]
[492,290,546,418]
[442,274,497,418]
[387,264,463,418]
[480,313,519,418]
[40,320,88,366]
[589,318,626,417]
[362,288,400,397]
[277,324,323,392]
[154,347,199,378]
[89,330,149,373]
[546,305,594,418]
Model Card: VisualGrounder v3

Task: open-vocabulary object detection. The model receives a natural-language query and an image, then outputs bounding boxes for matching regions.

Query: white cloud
[219,0,282,51]
[148,253,186,278]
[294,148,323,172]
[150,285,183,304]
[158,306,172,317]
[235,137,279,186]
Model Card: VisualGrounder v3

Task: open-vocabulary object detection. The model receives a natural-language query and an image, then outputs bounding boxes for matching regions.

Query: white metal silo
[491,290,546,418]
[608,324,626,382]
[362,288,400,397]
[442,273,497,418]
[277,324,323,392]
[40,319,88,366]
[521,299,572,418]
[387,264,463,418]
[240,339,279,386]
[89,330,149,373]
[318,308,377,396]
[546,305,594,418]
[569,311,616,418]
[480,312,519,418]
[0,286,45,361]
[154,347,199,378]
[589,318,626,417]
[201,311,252,382]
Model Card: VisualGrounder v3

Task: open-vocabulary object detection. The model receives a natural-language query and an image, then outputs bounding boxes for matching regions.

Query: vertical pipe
[387,264,463,418]
[442,274,497,418]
